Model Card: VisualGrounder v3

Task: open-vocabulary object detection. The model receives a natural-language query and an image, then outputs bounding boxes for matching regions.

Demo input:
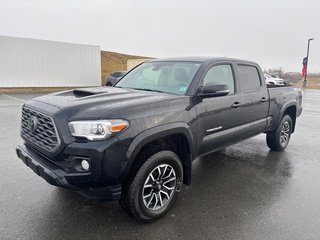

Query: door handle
[260,97,267,102]
[231,102,241,108]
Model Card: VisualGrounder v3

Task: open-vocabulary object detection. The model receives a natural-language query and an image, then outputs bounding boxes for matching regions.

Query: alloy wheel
[280,121,290,146]
[142,164,176,211]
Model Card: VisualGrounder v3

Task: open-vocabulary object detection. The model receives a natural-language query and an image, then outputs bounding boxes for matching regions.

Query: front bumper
[16,145,121,200]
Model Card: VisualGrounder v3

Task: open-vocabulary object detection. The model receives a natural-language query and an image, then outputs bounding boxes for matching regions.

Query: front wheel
[120,150,183,222]
[266,114,293,151]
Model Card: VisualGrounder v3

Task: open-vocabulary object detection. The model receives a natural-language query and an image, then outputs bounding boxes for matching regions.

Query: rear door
[235,64,269,137]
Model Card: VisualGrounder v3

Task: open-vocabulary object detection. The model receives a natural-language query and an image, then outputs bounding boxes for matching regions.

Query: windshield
[115,61,202,95]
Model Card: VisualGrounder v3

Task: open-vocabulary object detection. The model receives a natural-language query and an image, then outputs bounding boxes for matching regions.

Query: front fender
[119,122,194,184]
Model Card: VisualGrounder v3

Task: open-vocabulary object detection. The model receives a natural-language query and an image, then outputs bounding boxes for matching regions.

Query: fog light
[81,160,90,170]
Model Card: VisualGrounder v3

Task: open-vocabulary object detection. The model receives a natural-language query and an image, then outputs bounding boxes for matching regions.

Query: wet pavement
[0,90,320,240]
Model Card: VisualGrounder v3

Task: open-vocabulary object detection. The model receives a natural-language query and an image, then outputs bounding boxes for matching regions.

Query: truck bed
[267,84,294,88]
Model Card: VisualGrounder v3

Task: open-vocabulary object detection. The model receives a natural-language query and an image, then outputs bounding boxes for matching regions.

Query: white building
[0,35,101,88]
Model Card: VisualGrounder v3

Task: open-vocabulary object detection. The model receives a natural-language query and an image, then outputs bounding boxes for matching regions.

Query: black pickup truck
[16,57,302,222]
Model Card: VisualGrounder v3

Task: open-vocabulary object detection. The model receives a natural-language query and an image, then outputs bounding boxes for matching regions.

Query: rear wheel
[119,150,183,222]
[266,114,292,151]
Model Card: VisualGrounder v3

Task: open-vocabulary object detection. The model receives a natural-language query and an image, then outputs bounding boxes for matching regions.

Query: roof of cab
[148,56,258,65]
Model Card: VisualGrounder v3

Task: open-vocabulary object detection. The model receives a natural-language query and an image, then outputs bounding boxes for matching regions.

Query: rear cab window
[237,65,262,93]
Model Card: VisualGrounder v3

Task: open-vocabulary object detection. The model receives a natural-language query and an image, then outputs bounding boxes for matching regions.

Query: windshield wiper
[128,88,166,93]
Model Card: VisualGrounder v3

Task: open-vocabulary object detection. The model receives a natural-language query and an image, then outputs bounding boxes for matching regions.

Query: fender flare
[272,100,297,130]
[120,122,195,184]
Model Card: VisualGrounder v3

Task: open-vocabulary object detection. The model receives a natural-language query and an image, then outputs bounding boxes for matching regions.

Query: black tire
[119,150,183,222]
[266,114,293,151]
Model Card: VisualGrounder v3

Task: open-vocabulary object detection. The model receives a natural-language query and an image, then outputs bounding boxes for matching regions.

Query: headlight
[68,120,129,141]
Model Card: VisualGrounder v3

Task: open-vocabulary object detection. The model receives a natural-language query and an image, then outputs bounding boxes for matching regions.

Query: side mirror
[198,82,230,98]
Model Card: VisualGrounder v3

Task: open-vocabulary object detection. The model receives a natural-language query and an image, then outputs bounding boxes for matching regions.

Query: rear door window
[237,65,261,93]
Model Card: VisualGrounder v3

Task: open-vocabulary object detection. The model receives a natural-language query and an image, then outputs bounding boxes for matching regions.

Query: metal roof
[148,56,258,65]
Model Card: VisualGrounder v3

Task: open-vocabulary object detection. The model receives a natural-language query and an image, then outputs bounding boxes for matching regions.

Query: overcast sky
[0,0,319,73]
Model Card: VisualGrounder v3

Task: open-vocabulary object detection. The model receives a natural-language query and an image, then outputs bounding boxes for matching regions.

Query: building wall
[101,51,153,85]
[127,59,151,71]
[0,35,101,88]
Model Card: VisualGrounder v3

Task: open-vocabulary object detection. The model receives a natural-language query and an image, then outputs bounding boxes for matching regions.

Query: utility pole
[303,38,314,88]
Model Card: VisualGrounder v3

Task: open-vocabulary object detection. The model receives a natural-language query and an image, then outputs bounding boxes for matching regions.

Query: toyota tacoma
[16,57,302,222]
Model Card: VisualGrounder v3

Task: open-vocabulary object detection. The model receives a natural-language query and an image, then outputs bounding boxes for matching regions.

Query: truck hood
[30,86,191,120]
[32,87,166,108]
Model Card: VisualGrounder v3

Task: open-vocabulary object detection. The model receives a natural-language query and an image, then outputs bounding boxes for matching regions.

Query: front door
[195,63,244,157]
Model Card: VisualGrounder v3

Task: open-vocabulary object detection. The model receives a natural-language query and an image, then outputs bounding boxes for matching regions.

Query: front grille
[21,107,60,152]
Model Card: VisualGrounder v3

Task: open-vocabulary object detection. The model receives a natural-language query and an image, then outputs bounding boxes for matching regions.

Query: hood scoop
[73,89,107,97]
